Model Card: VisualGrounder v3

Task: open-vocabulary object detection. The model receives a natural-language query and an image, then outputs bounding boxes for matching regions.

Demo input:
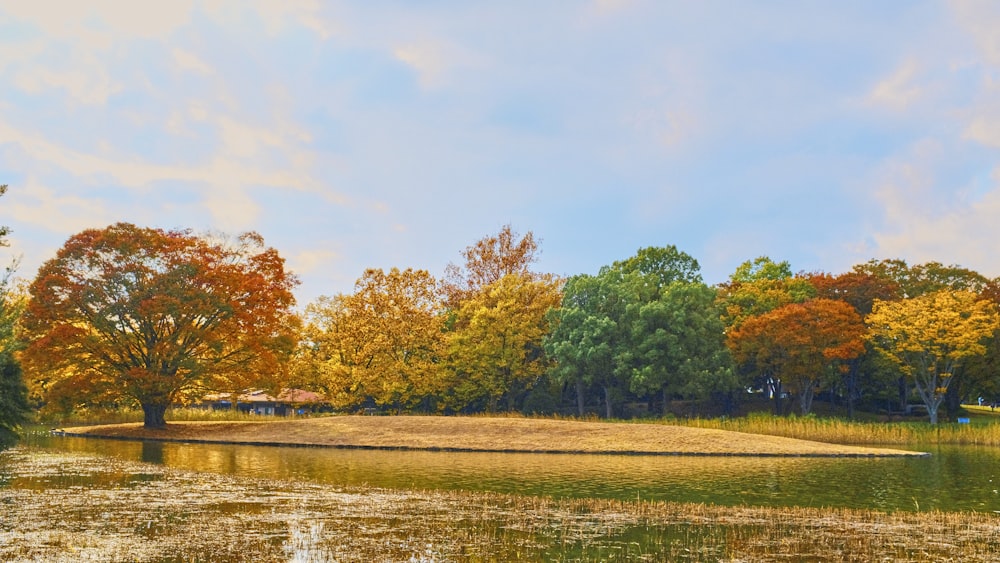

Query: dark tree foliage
[0,184,30,449]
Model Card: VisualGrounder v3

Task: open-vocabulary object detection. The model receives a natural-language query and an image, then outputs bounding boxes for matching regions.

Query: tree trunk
[142,402,167,429]
[575,380,585,417]
[845,366,857,420]
[798,383,815,415]
[898,376,908,412]
[944,383,963,422]
[770,378,783,416]
[603,386,613,419]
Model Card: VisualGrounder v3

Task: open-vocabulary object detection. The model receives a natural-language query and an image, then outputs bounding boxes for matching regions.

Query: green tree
[545,272,632,418]
[717,256,816,329]
[546,246,733,418]
[21,223,299,428]
[867,290,999,424]
[0,184,30,449]
[627,280,734,414]
[0,267,30,449]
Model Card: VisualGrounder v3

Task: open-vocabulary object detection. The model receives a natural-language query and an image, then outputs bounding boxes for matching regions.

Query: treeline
[292,226,1000,423]
[13,220,1000,428]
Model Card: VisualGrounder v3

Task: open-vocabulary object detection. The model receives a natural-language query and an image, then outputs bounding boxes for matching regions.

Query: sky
[2,1,1000,306]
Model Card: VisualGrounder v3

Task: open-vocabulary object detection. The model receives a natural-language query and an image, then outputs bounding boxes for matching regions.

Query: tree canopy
[301,267,446,411]
[728,298,866,415]
[0,184,30,449]
[866,290,999,423]
[21,223,299,428]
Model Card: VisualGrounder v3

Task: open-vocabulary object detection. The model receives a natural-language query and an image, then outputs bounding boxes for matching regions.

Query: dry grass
[60,415,924,457]
[2,447,998,562]
[673,412,1000,446]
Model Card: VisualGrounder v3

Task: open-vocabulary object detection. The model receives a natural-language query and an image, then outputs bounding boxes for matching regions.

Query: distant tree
[446,273,562,412]
[854,259,990,298]
[21,223,298,428]
[0,184,31,449]
[609,245,703,286]
[302,268,447,411]
[441,224,540,308]
[717,257,815,413]
[728,299,866,415]
[867,290,999,424]
[546,246,733,418]
[0,268,30,449]
[807,270,902,417]
[717,256,816,329]
[545,272,633,418]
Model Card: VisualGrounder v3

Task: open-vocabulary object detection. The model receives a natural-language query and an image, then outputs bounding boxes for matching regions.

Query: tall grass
[38,407,271,426]
[670,412,1000,446]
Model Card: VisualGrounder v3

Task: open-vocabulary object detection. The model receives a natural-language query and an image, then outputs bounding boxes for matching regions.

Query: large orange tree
[21,223,298,428]
[728,298,866,415]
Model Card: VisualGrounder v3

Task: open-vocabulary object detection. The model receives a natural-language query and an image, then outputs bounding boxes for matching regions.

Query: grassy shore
[60,415,924,457]
[1,447,996,562]
[672,410,1000,446]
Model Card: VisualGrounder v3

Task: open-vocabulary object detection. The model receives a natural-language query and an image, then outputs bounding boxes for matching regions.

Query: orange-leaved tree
[727,298,866,415]
[21,223,298,428]
[441,224,540,308]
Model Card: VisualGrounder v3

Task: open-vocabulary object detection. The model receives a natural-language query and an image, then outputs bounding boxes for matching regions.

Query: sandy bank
[61,415,927,457]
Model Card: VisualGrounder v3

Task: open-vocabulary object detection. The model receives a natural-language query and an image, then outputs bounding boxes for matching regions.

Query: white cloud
[0,116,331,231]
[172,48,214,75]
[250,0,334,39]
[867,60,922,111]
[964,115,1000,148]
[950,0,1000,66]
[13,61,122,105]
[865,140,1000,276]
[393,39,482,90]
[2,178,114,234]
[2,1,195,49]
[289,248,340,276]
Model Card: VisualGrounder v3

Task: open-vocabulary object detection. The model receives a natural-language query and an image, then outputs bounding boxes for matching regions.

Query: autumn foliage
[16,218,1000,424]
[728,299,866,415]
[21,223,298,428]
[866,290,999,423]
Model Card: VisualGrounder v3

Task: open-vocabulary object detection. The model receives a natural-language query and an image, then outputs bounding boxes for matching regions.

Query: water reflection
[24,432,1000,512]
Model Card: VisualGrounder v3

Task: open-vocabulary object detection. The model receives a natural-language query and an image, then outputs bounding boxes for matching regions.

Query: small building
[200,388,327,416]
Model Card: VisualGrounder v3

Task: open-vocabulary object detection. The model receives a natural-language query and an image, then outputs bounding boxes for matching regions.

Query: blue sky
[2,1,1000,305]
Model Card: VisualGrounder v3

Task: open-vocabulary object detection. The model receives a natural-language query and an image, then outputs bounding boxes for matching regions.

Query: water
[13,428,1000,512]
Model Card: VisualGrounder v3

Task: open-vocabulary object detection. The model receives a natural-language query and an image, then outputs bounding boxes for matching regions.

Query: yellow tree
[446,273,562,412]
[867,290,999,423]
[441,224,540,308]
[303,268,446,411]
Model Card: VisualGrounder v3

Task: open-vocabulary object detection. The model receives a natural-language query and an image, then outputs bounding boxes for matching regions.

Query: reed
[671,412,1000,446]
[38,407,271,427]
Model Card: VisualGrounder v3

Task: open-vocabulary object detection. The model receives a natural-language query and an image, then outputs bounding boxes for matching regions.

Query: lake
[15,428,1000,512]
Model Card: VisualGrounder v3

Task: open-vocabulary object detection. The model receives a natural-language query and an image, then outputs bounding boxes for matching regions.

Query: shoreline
[58,415,929,458]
